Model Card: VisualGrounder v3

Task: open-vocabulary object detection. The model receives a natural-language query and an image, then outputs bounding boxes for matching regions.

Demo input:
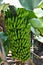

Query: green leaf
[39,28,43,35]
[29,18,42,28]
[37,2,43,8]
[39,17,43,27]
[38,17,43,35]
[19,0,41,10]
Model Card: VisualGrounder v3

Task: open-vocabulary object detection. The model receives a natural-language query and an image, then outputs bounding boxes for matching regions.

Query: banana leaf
[29,18,42,28]
[37,2,43,8]
[19,0,42,10]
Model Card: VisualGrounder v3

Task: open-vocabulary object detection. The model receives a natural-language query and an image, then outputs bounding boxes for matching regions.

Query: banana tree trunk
[0,38,8,65]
